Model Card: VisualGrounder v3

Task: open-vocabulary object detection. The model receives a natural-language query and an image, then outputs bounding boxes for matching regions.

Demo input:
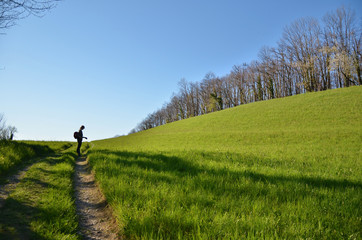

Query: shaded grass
[0,149,80,240]
[0,140,74,180]
[89,86,362,239]
[88,150,361,239]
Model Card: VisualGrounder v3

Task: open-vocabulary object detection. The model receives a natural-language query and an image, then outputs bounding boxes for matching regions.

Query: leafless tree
[0,0,61,30]
[0,113,5,134]
[0,113,17,140]
[7,125,17,140]
[281,17,322,92]
[323,6,362,86]
[199,72,215,114]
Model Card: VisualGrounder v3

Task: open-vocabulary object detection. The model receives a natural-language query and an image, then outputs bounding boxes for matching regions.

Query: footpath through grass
[89,86,362,239]
[0,144,81,240]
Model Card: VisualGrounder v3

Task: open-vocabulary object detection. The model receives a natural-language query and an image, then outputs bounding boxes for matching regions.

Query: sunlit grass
[89,86,362,239]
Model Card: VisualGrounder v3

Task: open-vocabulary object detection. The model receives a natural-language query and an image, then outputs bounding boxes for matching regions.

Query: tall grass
[89,86,362,239]
[0,141,74,178]
[0,147,80,239]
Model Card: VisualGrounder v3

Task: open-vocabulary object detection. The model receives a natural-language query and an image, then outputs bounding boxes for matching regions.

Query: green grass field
[89,86,362,239]
[0,143,80,240]
[0,140,73,180]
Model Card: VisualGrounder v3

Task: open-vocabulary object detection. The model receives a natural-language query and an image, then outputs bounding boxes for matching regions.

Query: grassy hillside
[89,86,362,239]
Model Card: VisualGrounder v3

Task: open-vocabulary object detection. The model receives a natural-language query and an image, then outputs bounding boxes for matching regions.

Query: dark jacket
[78,130,83,142]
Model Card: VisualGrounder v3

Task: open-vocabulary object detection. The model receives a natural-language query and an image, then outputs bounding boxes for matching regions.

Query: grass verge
[0,140,74,180]
[0,148,80,240]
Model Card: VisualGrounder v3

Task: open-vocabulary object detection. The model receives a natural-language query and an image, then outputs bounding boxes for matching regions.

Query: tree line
[131,6,361,134]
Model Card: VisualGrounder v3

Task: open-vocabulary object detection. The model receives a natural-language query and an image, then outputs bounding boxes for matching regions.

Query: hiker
[76,125,87,156]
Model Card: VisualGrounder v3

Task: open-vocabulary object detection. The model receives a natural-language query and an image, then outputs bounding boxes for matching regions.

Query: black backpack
[73,131,79,139]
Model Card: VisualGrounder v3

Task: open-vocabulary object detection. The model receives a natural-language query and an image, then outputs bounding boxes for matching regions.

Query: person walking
[76,125,87,156]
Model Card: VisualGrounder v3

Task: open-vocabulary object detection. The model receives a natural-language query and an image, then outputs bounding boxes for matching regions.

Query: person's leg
[77,140,82,156]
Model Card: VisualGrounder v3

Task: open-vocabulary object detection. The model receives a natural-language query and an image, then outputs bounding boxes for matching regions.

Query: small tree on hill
[0,113,17,140]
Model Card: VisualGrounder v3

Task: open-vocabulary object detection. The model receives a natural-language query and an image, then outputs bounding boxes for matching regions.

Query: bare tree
[0,113,5,135]
[0,113,18,140]
[281,17,322,92]
[323,6,362,87]
[199,72,215,114]
[0,0,61,30]
[7,125,17,140]
[229,64,248,105]
[259,46,277,99]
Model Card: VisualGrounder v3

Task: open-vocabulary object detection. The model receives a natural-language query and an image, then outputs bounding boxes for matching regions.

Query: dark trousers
[77,140,82,156]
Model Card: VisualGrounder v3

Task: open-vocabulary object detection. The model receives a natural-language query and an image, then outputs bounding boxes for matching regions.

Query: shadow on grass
[0,141,75,183]
[0,198,43,240]
[88,149,362,239]
[90,149,362,190]
[0,150,79,240]
[16,152,78,192]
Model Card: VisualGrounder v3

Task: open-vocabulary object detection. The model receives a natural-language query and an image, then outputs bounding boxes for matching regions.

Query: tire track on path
[74,156,121,240]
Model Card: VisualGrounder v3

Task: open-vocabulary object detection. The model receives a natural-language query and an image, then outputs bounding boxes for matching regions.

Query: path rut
[0,163,35,208]
[74,156,121,240]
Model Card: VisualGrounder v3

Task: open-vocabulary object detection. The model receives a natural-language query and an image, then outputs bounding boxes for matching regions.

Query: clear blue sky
[1,0,361,141]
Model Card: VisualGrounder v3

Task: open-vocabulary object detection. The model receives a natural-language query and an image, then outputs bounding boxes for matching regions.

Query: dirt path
[0,163,34,208]
[74,156,121,240]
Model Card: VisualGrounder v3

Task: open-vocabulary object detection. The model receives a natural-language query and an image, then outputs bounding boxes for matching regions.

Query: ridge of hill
[95,86,361,165]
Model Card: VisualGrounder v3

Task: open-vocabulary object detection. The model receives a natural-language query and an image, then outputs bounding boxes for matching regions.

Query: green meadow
[0,87,360,239]
[0,142,80,239]
[89,86,362,239]
[0,140,73,180]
